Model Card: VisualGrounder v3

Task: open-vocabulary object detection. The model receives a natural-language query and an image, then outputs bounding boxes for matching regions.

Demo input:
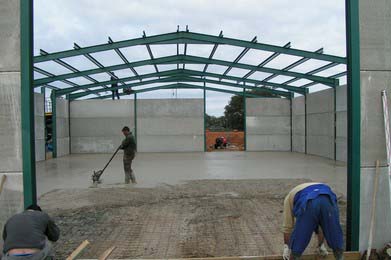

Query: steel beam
[34,31,346,64]
[34,55,337,87]
[222,36,257,76]
[108,36,139,77]
[143,31,159,74]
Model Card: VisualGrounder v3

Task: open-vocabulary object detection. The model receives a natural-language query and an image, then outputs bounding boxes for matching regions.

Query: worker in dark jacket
[120,126,137,184]
[2,204,60,260]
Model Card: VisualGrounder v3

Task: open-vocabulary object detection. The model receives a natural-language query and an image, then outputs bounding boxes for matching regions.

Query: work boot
[333,250,344,260]
[130,171,137,184]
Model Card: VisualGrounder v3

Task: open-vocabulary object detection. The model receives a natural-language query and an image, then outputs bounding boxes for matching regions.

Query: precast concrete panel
[246,98,291,151]
[56,98,70,157]
[137,99,204,152]
[34,93,45,161]
[292,96,305,153]
[306,89,335,159]
[70,99,134,153]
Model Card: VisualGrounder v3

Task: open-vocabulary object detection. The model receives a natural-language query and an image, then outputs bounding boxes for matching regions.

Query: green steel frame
[20,1,361,250]
[345,0,361,251]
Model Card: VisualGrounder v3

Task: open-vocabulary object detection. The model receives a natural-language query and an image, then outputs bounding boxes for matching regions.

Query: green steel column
[334,88,337,161]
[290,95,293,152]
[20,0,36,208]
[203,82,207,152]
[51,91,57,158]
[134,93,137,150]
[243,86,247,151]
[345,0,361,251]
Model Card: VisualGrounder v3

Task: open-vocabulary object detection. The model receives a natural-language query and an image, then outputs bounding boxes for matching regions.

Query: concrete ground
[36,151,347,197]
[36,152,347,259]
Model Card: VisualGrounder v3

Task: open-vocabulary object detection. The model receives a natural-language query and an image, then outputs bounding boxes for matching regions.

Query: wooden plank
[0,175,7,195]
[98,246,116,260]
[66,240,90,260]
[83,251,360,260]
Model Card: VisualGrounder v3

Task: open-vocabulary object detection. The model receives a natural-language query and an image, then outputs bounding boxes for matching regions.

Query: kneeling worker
[2,204,60,260]
[282,183,344,260]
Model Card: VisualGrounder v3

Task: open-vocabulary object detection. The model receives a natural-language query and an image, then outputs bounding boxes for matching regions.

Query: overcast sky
[34,0,346,116]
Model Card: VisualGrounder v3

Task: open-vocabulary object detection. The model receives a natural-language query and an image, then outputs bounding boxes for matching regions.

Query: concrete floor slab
[36,152,347,197]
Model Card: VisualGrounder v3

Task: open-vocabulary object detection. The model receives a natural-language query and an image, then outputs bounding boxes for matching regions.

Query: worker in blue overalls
[282,183,344,260]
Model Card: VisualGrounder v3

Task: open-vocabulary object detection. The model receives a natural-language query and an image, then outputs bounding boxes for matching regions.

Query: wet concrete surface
[36,151,347,197]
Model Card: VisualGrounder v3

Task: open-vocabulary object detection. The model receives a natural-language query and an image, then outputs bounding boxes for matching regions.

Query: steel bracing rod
[260,47,324,84]
[52,68,303,96]
[40,49,110,90]
[183,40,188,69]
[70,75,292,100]
[143,31,159,74]
[74,42,126,85]
[282,61,341,86]
[86,83,263,100]
[34,55,336,87]
[108,37,139,77]
[243,42,291,79]
[34,31,346,64]
[203,31,223,73]
[222,36,257,76]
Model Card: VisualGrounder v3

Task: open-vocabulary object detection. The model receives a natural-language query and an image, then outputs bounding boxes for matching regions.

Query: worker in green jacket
[120,126,136,184]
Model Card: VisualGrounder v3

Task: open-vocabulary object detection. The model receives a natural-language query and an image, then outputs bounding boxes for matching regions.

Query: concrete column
[358,0,391,250]
[0,0,24,236]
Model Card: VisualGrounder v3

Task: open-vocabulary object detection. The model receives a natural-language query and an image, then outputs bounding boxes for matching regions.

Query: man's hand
[283,244,290,260]
[316,243,328,257]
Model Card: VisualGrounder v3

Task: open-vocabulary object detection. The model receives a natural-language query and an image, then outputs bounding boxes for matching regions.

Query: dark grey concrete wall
[359,0,391,250]
[336,85,347,162]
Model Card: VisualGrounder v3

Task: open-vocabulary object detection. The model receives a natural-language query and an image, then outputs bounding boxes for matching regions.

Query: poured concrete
[306,89,335,159]
[246,98,291,151]
[137,99,204,152]
[36,152,347,197]
[70,99,134,153]
[34,93,45,161]
[56,98,69,157]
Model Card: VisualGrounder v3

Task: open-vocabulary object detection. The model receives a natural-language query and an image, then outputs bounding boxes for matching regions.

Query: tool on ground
[98,246,116,260]
[92,145,121,184]
[381,90,391,212]
[366,160,380,260]
[66,240,90,260]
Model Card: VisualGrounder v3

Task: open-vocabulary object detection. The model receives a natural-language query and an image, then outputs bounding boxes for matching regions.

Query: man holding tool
[120,126,137,184]
[282,182,344,260]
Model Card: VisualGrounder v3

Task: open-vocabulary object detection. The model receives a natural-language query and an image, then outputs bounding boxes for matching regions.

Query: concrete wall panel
[56,98,70,157]
[0,0,20,71]
[246,98,290,116]
[359,0,391,71]
[0,73,22,171]
[306,89,335,159]
[246,98,291,151]
[138,135,204,153]
[70,100,134,153]
[137,99,204,152]
[70,100,134,118]
[34,93,45,161]
[292,96,305,153]
[246,135,291,151]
